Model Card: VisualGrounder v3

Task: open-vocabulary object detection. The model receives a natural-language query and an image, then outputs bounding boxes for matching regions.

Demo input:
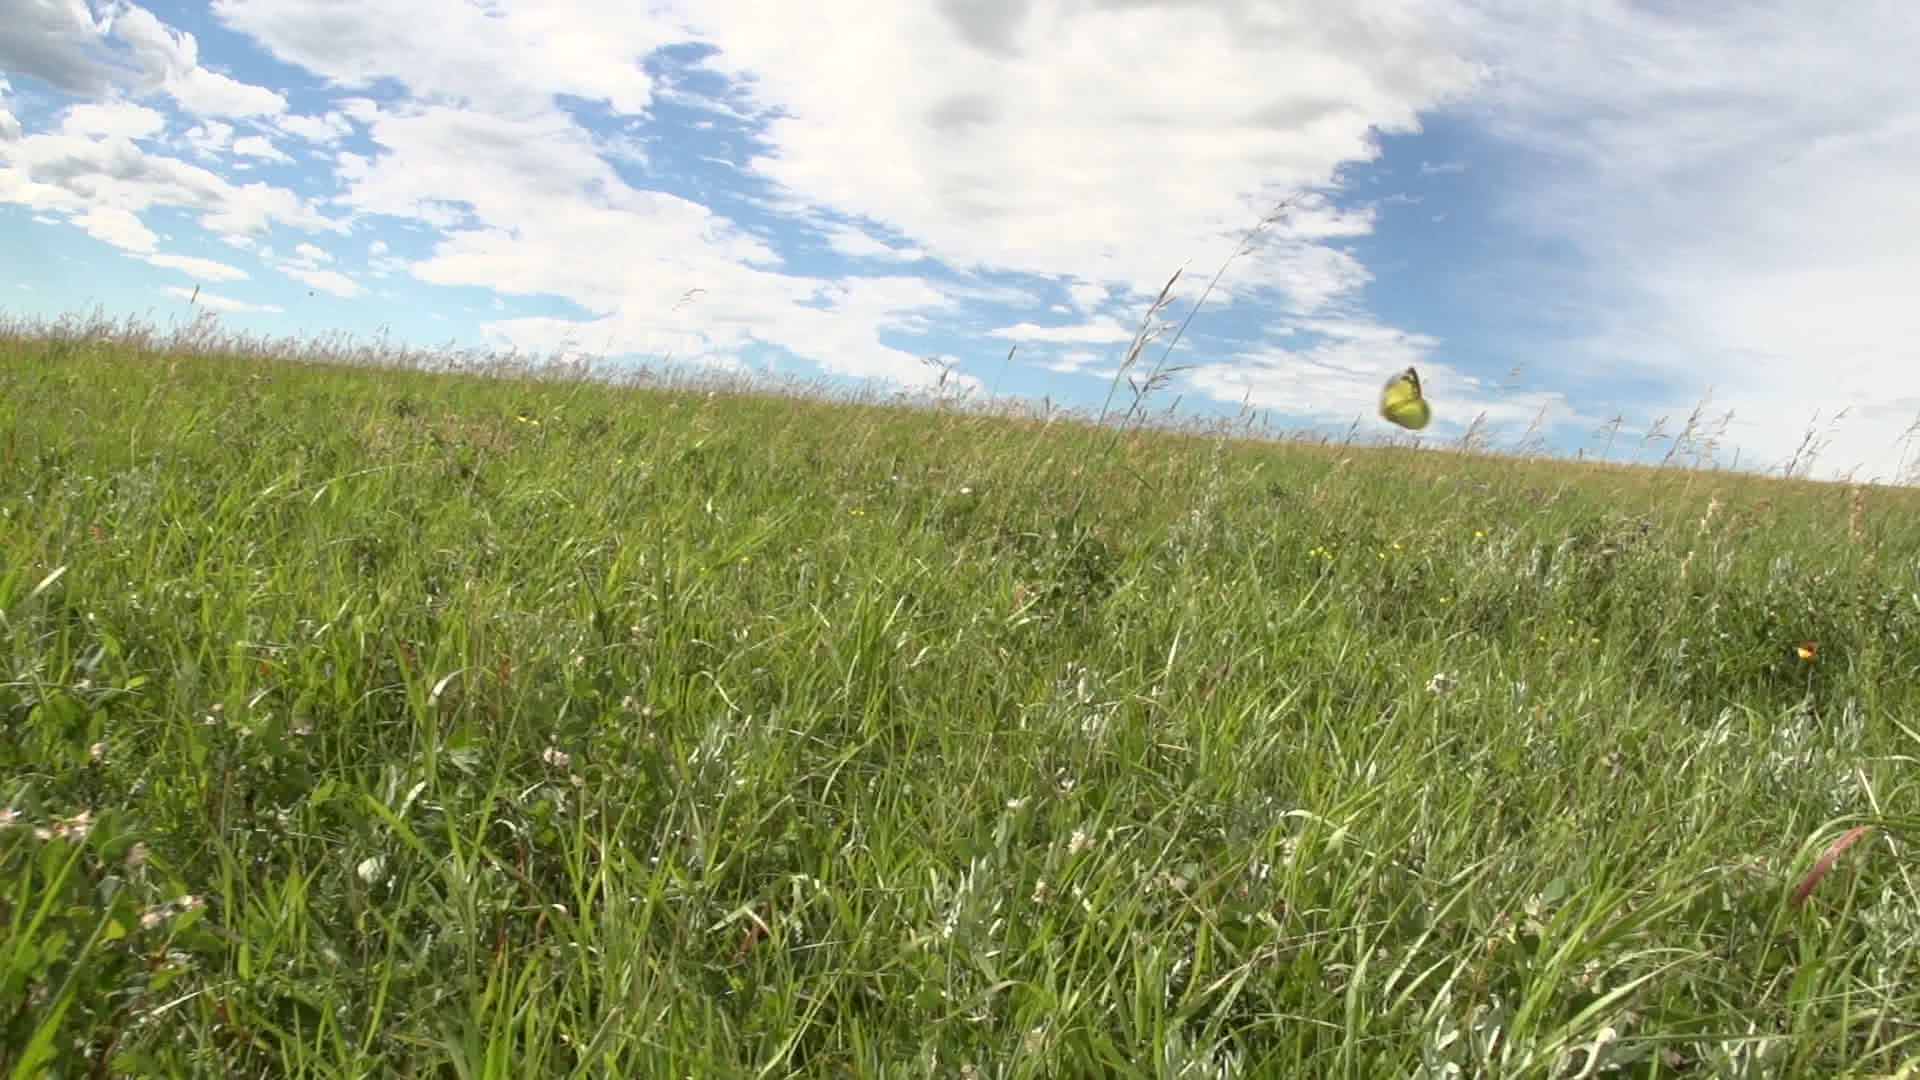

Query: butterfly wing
[1379,367,1432,430]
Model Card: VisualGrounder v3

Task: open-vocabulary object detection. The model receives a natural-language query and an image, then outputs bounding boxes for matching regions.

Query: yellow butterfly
[1379,366,1432,430]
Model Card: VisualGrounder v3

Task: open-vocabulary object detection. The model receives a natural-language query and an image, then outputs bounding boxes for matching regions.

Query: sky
[3,0,1919,482]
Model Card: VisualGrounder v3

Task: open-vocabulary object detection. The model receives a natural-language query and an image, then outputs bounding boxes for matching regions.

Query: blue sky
[4,0,1919,481]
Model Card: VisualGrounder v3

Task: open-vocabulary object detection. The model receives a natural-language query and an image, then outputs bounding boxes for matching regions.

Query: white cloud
[988,316,1139,346]
[75,204,158,251]
[230,134,290,161]
[1065,281,1112,313]
[0,0,116,96]
[287,266,359,296]
[60,101,166,140]
[145,252,251,281]
[273,110,355,144]
[364,238,407,277]
[1042,349,1118,379]
[295,99,970,385]
[109,5,287,116]
[183,119,234,155]
[685,0,1483,305]
[211,0,683,114]
[0,78,20,142]
[1452,0,1920,479]
[292,241,332,264]
[0,121,345,249]
[824,224,925,263]
[162,285,283,312]
[0,2,284,116]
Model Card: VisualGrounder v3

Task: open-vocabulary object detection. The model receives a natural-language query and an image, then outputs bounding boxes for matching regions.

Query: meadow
[3,308,1918,1078]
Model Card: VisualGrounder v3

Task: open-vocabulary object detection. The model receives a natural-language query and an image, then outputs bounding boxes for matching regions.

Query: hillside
[3,315,1918,1077]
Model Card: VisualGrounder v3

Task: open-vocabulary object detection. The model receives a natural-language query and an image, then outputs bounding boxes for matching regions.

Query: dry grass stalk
[1790,825,1876,908]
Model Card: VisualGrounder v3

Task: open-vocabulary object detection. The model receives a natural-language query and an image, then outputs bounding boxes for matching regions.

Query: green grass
[3,310,1919,1078]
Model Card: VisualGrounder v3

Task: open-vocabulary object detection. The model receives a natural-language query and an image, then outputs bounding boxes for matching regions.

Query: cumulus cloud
[162,284,282,312]
[190,0,1486,387]
[989,316,1139,346]
[0,0,118,96]
[272,109,355,144]
[0,119,344,247]
[59,101,166,139]
[1042,348,1119,380]
[230,133,289,161]
[277,97,975,385]
[109,4,286,116]
[144,252,251,281]
[262,236,358,294]
[182,119,233,155]
[74,203,157,250]
[683,0,1483,304]
[1451,0,1920,479]
[0,1,284,116]
[211,0,684,114]
[286,266,358,296]
[824,223,926,263]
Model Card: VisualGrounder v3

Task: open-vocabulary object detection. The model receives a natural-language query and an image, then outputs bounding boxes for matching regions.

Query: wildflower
[37,810,93,841]
[542,747,573,768]
[139,895,204,930]
[1794,641,1818,663]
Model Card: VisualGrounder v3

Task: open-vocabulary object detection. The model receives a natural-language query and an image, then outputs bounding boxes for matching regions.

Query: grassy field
[3,310,1918,1078]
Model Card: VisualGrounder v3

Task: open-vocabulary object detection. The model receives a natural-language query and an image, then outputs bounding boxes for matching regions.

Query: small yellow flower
[1794,641,1818,662]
